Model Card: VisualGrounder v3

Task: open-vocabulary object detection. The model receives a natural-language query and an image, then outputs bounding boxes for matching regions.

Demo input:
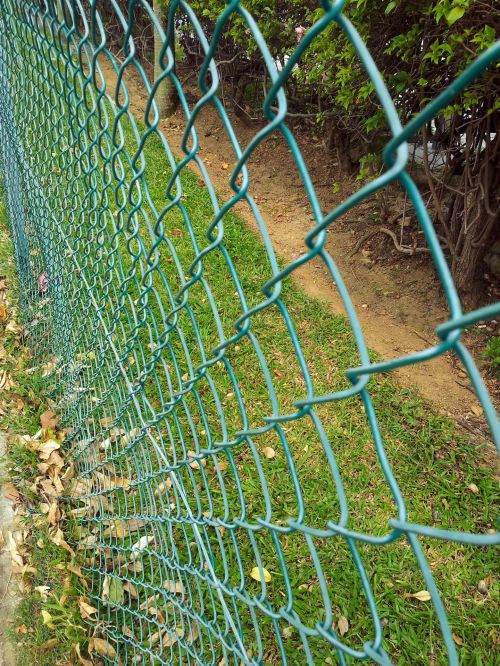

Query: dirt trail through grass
[0,434,18,666]
[96,60,491,435]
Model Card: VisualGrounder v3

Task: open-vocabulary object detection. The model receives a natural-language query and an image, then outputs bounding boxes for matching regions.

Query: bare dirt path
[0,434,17,666]
[98,60,489,428]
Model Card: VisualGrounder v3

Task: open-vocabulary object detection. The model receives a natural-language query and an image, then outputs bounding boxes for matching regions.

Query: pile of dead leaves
[7,411,75,570]
[2,408,117,665]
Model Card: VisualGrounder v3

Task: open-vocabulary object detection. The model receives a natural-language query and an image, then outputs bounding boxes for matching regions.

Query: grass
[0,21,498,666]
[0,199,88,666]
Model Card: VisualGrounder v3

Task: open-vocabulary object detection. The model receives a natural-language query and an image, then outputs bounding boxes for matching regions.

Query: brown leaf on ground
[103,518,147,538]
[409,590,431,602]
[5,319,20,334]
[79,597,98,620]
[164,579,184,595]
[75,643,93,666]
[38,478,57,497]
[0,370,16,390]
[123,581,138,598]
[34,585,50,601]
[46,450,65,469]
[50,527,76,556]
[40,409,60,430]
[8,531,25,569]
[89,637,117,659]
[47,501,61,526]
[37,439,61,460]
[67,477,92,498]
[337,615,349,636]
[93,470,131,492]
[67,561,85,579]
[0,304,7,320]
[3,482,21,503]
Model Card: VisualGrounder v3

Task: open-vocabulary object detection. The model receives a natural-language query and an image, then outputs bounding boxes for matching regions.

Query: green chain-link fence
[0,1,499,664]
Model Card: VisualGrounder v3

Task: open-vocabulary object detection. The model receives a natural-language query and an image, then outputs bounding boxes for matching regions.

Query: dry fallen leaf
[154,478,172,497]
[477,579,489,595]
[67,561,85,579]
[75,643,93,666]
[470,404,483,417]
[40,410,60,430]
[250,566,271,583]
[34,585,50,601]
[410,590,431,602]
[50,528,76,556]
[337,616,349,636]
[123,581,138,599]
[452,633,464,646]
[0,370,16,390]
[164,579,184,595]
[187,450,206,470]
[39,638,58,650]
[3,482,21,503]
[79,597,98,620]
[262,447,276,459]
[130,535,154,559]
[187,622,199,644]
[37,439,61,461]
[103,518,147,538]
[89,637,117,659]
[0,304,7,320]
[468,483,480,494]
[5,319,20,334]
[8,531,24,569]
[47,501,61,526]
[150,630,162,646]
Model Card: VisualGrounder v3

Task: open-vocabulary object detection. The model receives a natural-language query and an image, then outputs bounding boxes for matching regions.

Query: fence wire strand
[0,1,499,665]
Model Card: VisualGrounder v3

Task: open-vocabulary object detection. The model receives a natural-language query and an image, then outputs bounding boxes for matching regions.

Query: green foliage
[483,336,500,379]
[187,0,497,135]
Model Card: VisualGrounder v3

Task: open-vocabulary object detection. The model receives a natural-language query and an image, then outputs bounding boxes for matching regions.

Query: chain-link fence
[0,1,499,664]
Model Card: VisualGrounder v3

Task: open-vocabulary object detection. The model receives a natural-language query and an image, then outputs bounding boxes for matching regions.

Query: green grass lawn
[0,21,498,666]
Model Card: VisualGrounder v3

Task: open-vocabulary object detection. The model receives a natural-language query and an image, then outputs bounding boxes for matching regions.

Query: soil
[0,434,18,666]
[97,59,498,438]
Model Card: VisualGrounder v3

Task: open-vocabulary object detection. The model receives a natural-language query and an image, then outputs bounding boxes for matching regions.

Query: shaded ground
[98,59,496,437]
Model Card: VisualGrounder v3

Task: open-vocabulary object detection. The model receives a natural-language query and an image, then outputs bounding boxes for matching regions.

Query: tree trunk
[449,153,500,299]
[327,123,354,174]
[153,0,178,118]
[452,239,486,301]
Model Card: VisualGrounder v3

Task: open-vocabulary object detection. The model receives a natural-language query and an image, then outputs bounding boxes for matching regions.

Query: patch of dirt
[97,59,497,433]
[0,434,18,666]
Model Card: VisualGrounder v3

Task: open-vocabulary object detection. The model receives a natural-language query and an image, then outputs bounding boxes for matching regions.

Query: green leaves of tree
[446,7,465,24]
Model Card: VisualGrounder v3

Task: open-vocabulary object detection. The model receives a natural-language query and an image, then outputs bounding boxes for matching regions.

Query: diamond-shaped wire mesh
[0,1,499,665]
